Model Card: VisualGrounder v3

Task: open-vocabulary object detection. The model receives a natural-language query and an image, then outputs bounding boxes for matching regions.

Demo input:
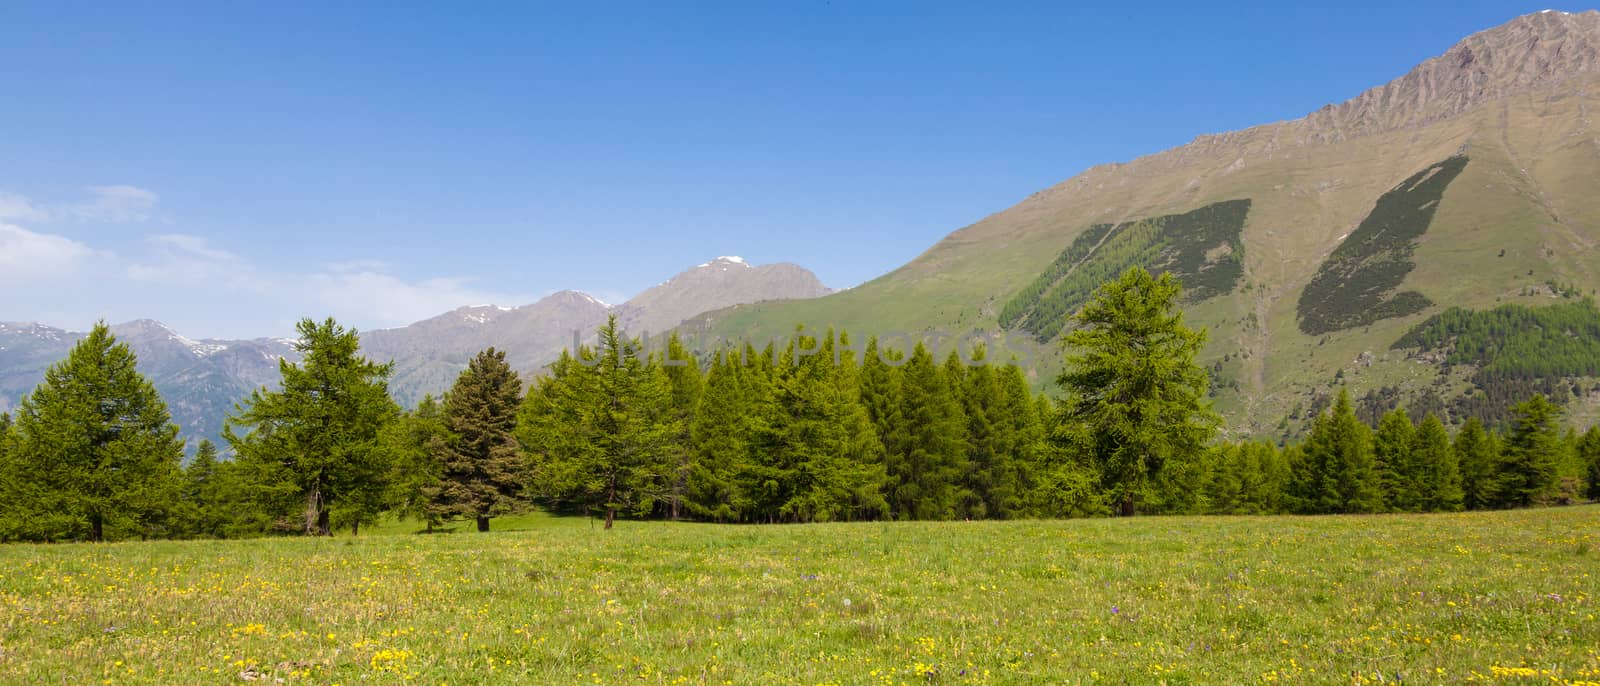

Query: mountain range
[686,10,1600,436]
[6,11,1600,445]
[0,257,828,448]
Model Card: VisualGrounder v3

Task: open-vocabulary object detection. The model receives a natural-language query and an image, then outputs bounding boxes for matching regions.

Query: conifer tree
[225,318,398,536]
[0,412,23,542]
[1056,266,1217,516]
[429,348,525,532]
[1455,416,1498,510]
[8,323,185,541]
[180,439,228,538]
[765,330,888,522]
[1290,389,1381,514]
[858,337,903,455]
[520,315,676,529]
[884,342,968,520]
[1580,425,1600,502]
[1373,408,1417,511]
[381,395,448,531]
[990,363,1043,518]
[684,349,759,521]
[659,334,703,520]
[1495,394,1563,507]
[1412,414,1463,511]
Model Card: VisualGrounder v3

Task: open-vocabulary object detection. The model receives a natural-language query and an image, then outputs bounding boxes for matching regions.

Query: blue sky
[0,1,1577,338]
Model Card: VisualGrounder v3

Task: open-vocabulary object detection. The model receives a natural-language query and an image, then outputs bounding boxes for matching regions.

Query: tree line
[2,267,1597,542]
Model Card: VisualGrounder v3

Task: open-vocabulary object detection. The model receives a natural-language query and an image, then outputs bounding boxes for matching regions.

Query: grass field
[2,508,1598,685]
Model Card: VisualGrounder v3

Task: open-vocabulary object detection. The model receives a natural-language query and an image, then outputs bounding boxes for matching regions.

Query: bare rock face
[1302,10,1600,140]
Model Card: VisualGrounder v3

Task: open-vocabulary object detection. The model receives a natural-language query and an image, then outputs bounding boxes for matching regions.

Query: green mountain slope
[685,11,1600,437]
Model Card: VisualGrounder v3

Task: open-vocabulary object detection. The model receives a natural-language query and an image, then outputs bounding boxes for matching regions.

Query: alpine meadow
[5,6,1600,686]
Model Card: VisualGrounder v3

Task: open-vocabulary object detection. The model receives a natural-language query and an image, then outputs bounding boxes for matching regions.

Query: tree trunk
[604,473,617,530]
[1119,492,1136,517]
[316,508,331,537]
[476,516,490,532]
[304,487,322,535]
[90,512,104,543]
[351,521,359,536]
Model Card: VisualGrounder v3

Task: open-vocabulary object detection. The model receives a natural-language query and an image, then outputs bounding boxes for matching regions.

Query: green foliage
[427,348,525,531]
[225,318,399,536]
[1298,156,1468,335]
[1493,394,1563,507]
[1003,199,1251,341]
[1413,414,1464,512]
[884,343,969,520]
[1455,417,1499,511]
[381,395,448,531]
[1393,298,1600,426]
[1202,441,1290,514]
[519,315,677,528]
[1582,426,1600,502]
[1055,266,1218,515]
[1290,389,1382,514]
[658,334,703,520]
[5,323,185,542]
[1373,408,1417,511]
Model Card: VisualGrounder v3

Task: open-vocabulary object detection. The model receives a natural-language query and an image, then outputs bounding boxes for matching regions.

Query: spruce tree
[1495,394,1563,507]
[429,348,525,532]
[1373,408,1417,511]
[1455,416,1498,510]
[1290,389,1381,514]
[884,342,968,520]
[8,323,185,541]
[1056,266,1217,516]
[225,318,398,536]
[1412,414,1463,511]
[858,337,903,456]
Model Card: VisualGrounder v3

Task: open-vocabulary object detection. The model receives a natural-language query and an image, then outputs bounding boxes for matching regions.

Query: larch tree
[1494,394,1562,507]
[658,333,703,520]
[1454,416,1499,510]
[382,395,448,531]
[1055,266,1217,516]
[7,323,185,541]
[1412,414,1463,511]
[225,317,398,536]
[884,342,968,520]
[430,348,525,532]
[1290,389,1381,514]
[520,315,676,529]
[1580,425,1600,502]
[1373,408,1417,511]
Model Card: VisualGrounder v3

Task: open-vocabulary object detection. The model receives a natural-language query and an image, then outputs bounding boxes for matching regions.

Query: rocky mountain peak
[1300,9,1600,139]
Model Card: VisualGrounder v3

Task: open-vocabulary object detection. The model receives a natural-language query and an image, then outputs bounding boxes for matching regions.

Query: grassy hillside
[1,508,1597,683]
[686,73,1600,437]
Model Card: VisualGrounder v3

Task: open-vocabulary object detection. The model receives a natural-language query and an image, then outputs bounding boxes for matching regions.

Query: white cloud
[302,269,529,329]
[70,185,160,223]
[0,223,93,283]
[0,186,161,225]
[0,192,50,222]
[1,186,534,336]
